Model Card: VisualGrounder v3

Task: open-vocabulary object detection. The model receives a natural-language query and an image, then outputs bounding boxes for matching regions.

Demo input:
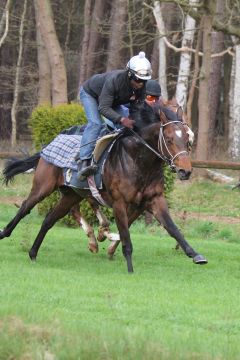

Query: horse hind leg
[88,201,120,243]
[70,204,98,253]
[0,160,59,240]
[147,196,208,265]
[29,193,81,261]
[88,201,121,258]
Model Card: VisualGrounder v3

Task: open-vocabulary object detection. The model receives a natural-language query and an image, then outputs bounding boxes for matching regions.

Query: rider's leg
[78,87,102,179]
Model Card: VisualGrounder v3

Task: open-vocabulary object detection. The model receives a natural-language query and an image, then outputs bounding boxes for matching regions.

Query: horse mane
[130,101,161,132]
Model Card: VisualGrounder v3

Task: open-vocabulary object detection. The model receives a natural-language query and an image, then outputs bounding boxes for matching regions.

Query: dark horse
[0,102,207,272]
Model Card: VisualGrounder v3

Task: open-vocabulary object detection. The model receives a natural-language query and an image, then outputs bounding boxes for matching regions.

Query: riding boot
[77,159,98,180]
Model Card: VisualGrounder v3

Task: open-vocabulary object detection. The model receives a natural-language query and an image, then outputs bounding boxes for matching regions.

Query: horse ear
[160,98,167,107]
[159,109,167,124]
[177,106,183,121]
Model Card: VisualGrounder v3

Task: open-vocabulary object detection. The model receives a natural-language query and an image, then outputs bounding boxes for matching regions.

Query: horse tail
[2,152,41,185]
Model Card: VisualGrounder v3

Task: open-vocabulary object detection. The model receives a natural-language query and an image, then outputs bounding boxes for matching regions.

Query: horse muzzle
[176,168,192,180]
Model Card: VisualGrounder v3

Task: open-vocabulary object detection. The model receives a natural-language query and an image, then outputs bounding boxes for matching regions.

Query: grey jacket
[83,70,145,123]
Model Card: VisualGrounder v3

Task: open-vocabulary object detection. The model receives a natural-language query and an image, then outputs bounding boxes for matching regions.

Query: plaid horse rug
[41,134,81,170]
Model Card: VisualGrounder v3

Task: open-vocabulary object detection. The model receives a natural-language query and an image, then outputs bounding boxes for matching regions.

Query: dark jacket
[83,70,145,123]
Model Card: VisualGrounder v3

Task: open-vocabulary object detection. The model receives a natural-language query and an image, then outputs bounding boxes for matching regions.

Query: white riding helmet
[127,51,152,80]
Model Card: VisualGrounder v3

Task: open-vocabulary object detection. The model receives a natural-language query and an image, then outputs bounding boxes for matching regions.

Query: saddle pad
[41,134,80,170]
[93,131,121,162]
[63,141,114,190]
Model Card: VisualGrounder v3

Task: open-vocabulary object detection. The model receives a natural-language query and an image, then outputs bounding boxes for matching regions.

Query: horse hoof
[29,251,36,261]
[88,244,98,253]
[193,254,208,265]
[97,233,106,242]
[0,231,4,240]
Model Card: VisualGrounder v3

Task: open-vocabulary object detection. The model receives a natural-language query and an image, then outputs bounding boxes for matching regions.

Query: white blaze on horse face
[175,130,182,138]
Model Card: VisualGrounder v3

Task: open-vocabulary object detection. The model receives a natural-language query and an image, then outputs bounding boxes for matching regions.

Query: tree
[34,0,51,105]
[34,0,68,105]
[11,0,27,147]
[229,42,240,159]
[195,12,212,161]
[175,0,198,110]
[106,0,127,71]
[0,0,12,48]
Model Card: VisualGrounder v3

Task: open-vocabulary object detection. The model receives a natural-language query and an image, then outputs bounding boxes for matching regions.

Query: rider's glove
[120,117,135,129]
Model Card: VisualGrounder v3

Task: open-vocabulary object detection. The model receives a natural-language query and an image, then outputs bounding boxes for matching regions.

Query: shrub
[30,103,114,225]
[30,103,86,150]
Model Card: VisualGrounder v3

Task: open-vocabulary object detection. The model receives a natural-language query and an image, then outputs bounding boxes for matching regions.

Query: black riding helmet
[146,80,161,97]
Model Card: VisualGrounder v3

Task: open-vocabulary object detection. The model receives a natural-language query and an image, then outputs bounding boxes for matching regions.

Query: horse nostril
[177,169,192,180]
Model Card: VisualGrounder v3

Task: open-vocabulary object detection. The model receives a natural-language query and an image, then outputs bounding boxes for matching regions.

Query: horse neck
[117,128,164,171]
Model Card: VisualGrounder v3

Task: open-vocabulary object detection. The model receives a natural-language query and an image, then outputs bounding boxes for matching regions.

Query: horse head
[158,106,192,180]
[131,101,193,180]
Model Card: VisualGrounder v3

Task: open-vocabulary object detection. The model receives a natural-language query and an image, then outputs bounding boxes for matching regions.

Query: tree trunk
[79,0,92,86]
[151,34,159,80]
[186,23,202,127]
[153,1,168,99]
[86,0,107,78]
[229,44,240,159]
[195,14,212,160]
[34,0,51,105]
[11,0,27,148]
[0,0,12,48]
[208,30,224,145]
[35,0,68,105]
[175,0,198,110]
[106,0,127,71]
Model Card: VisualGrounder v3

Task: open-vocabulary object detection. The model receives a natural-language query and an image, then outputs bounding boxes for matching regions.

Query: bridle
[129,119,190,171]
[158,120,189,171]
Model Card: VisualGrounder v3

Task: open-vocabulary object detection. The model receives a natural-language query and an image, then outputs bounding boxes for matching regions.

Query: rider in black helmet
[145,79,161,105]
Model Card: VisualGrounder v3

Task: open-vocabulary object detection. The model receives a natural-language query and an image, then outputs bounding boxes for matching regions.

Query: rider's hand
[120,117,135,129]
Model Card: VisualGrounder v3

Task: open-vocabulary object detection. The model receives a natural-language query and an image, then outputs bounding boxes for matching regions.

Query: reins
[128,128,166,161]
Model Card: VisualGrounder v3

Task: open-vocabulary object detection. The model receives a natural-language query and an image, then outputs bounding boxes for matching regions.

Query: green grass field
[0,173,240,359]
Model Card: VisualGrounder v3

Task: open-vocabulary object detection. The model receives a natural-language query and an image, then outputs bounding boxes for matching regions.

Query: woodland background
[0,0,240,162]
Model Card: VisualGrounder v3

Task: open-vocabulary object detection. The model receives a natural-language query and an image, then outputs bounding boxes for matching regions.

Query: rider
[145,79,161,105]
[77,51,152,179]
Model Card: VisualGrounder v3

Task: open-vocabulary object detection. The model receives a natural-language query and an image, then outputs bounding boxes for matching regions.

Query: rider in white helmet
[126,51,152,81]
[77,51,152,179]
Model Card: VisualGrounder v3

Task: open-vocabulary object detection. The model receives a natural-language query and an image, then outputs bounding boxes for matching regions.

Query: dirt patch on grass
[172,210,240,225]
[0,196,24,207]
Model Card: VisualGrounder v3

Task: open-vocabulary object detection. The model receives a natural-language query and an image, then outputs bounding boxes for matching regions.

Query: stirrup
[77,160,98,180]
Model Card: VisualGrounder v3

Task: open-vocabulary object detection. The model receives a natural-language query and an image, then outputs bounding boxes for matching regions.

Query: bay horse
[0,101,207,272]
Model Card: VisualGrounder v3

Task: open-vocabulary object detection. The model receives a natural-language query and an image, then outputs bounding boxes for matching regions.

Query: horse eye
[165,137,173,145]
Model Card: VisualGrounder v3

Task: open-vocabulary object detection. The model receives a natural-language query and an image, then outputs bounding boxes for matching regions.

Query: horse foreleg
[29,193,81,261]
[147,196,208,265]
[70,204,98,253]
[112,200,134,273]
